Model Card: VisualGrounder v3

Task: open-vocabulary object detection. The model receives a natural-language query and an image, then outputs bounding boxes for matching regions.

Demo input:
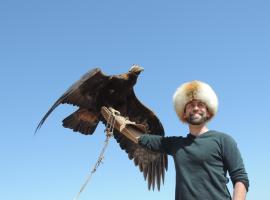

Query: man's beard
[186,113,208,125]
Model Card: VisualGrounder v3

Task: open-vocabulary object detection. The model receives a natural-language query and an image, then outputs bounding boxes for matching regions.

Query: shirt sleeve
[222,134,249,191]
[138,134,178,155]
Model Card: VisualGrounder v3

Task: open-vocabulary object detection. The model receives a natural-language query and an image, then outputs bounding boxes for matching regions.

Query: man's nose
[192,105,199,111]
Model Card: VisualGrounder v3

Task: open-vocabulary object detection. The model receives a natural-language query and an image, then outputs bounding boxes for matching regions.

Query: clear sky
[1,0,270,199]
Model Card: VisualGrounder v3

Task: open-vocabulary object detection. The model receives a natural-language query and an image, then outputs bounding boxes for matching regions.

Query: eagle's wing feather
[35,68,108,133]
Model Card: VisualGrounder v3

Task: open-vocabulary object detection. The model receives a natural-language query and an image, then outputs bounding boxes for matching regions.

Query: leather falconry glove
[101,106,146,144]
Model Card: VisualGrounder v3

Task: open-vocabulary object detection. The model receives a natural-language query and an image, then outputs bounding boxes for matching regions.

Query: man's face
[183,100,211,125]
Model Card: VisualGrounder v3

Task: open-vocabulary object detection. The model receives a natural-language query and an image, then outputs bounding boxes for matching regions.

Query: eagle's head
[129,65,144,75]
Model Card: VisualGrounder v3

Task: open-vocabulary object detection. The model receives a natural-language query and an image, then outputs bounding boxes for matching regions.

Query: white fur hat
[173,80,218,122]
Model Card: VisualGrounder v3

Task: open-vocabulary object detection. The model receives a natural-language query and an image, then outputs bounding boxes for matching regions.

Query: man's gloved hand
[101,106,146,144]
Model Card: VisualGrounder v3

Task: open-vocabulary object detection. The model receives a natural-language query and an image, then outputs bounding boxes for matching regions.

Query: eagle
[35,65,168,190]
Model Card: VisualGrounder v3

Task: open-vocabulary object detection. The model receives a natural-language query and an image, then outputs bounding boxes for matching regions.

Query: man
[104,80,249,200]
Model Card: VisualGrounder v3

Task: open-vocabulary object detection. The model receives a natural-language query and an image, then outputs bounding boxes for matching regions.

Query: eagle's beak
[129,65,144,74]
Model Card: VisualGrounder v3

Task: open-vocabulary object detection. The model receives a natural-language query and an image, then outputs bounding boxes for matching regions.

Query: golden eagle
[35,65,168,190]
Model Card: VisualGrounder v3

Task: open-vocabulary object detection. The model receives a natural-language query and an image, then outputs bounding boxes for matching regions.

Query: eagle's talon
[108,107,121,116]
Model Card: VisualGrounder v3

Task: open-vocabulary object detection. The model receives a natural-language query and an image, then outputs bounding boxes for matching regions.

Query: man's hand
[101,106,145,144]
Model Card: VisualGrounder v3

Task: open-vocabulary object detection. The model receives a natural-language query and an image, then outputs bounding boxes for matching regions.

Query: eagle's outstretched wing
[100,87,168,190]
[35,68,108,134]
[111,90,168,190]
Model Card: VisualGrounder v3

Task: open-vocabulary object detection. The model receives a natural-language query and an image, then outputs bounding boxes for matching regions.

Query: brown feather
[62,109,99,135]
[147,163,152,190]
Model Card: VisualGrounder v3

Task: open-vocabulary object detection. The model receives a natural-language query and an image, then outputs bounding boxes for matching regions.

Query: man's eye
[198,103,205,107]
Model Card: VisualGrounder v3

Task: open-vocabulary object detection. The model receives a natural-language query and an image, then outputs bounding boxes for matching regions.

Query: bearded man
[103,80,249,200]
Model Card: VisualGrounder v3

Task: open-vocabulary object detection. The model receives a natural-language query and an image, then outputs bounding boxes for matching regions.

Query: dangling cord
[72,113,115,200]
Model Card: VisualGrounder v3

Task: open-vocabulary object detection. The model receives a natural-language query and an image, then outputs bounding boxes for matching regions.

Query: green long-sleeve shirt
[138,130,249,200]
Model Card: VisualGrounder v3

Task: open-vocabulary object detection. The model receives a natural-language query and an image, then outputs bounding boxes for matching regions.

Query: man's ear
[183,109,187,120]
[206,110,213,120]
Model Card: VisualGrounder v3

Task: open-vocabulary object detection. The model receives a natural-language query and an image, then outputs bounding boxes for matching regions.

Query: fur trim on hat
[173,80,218,122]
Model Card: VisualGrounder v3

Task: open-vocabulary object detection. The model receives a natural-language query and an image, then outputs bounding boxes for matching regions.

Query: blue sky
[1,0,270,199]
